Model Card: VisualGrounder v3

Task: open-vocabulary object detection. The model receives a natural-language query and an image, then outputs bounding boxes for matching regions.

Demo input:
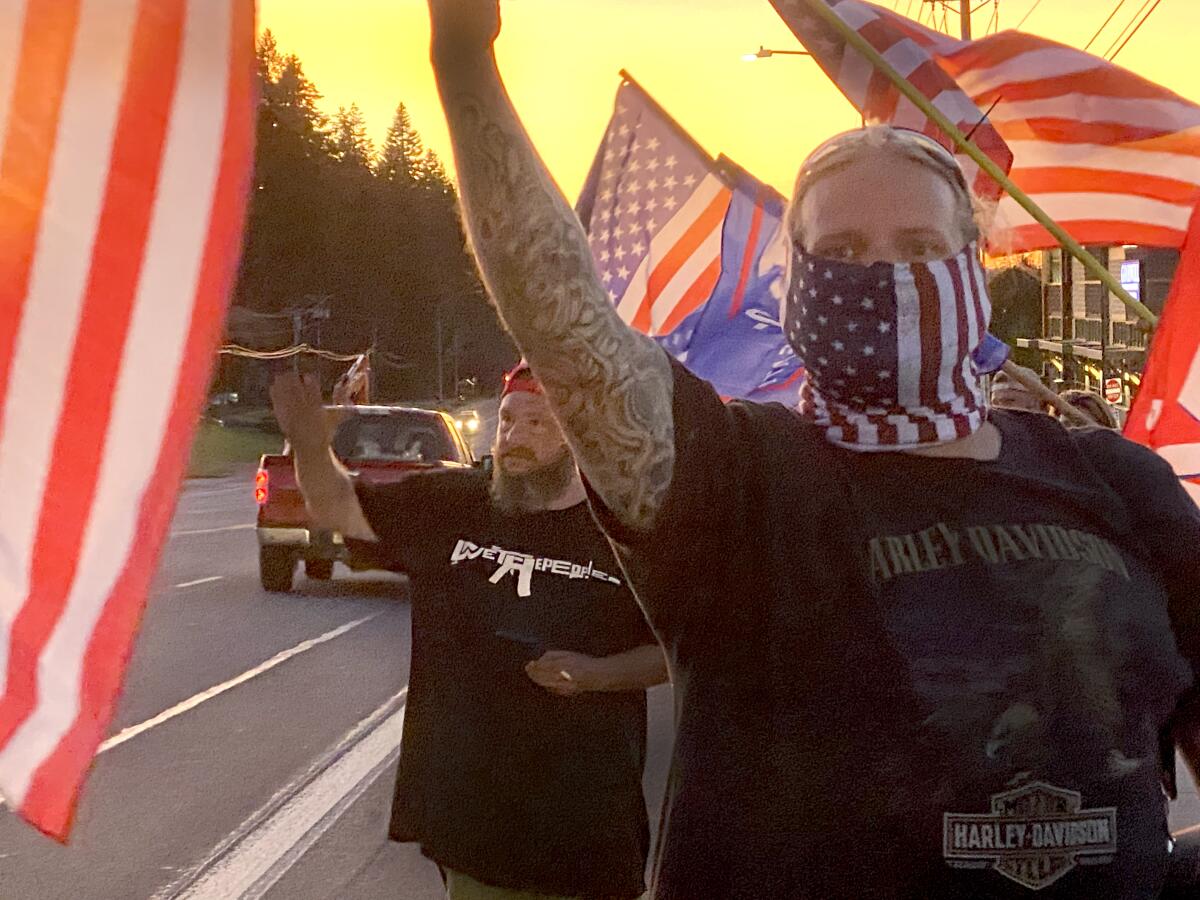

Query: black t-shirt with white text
[589,357,1200,900]
[350,469,654,900]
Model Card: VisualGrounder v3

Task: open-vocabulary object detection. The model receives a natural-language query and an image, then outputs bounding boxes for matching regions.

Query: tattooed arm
[427,1,674,531]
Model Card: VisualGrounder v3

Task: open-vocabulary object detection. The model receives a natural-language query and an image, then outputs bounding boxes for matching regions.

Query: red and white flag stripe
[771,1,1200,254]
[934,31,1200,252]
[1125,206,1200,505]
[616,172,730,337]
[768,0,1014,204]
[0,0,254,838]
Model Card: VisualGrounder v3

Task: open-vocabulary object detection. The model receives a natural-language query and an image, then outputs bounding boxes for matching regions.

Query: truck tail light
[254,469,268,505]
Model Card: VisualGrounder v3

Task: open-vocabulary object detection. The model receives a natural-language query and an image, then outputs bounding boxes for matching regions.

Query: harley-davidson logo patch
[943,781,1117,890]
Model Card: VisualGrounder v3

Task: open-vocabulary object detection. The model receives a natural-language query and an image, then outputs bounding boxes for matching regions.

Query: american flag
[578,80,731,339]
[577,79,803,402]
[793,247,993,446]
[938,31,1200,252]
[769,0,1014,204]
[0,0,255,839]
[772,0,1200,253]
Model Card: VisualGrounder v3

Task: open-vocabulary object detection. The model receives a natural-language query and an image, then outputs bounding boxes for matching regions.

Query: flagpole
[616,70,727,177]
[798,0,1160,328]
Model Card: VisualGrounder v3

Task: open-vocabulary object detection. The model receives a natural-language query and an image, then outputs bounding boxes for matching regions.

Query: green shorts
[443,869,646,900]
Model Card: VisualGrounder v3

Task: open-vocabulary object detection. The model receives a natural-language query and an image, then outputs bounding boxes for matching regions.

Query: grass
[188,418,284,479]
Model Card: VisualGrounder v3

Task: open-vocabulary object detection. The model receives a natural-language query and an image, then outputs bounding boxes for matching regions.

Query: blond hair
[785,126,983,249]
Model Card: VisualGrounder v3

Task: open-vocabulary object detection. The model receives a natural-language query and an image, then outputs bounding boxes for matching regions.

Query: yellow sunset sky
[258,1,1200,200]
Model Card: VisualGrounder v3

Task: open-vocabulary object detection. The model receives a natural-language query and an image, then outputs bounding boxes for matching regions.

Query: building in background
[988,245,1179,414]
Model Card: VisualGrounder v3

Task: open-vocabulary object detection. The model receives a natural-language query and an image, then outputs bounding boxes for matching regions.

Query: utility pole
[922,1,975,39]
[435,305,444,402]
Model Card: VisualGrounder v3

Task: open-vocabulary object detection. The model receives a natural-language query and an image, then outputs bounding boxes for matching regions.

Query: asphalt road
[0,468,1195,899]
[0,470,671,900]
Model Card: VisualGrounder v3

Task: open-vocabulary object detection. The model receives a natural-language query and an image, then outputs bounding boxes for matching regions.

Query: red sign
[1104,378,1122,404]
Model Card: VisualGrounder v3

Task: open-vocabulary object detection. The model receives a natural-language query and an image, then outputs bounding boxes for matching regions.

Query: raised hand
[269,372,331,456]
[427,0,501,58]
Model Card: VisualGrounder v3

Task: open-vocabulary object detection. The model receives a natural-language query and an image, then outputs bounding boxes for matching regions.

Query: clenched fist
[427,0,502,60]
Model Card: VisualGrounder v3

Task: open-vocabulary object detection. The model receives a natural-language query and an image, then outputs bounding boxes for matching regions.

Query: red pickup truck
[255,405,477,592]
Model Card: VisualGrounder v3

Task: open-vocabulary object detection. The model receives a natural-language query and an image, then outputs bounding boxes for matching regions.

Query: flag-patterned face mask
[786,241,996,451]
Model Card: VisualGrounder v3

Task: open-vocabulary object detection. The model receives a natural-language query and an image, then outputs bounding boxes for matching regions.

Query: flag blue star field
[576,79,803,403]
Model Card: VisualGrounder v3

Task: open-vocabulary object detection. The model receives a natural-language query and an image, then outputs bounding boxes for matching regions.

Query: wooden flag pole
[798,0,1160,328]
[1000,361,1096,426]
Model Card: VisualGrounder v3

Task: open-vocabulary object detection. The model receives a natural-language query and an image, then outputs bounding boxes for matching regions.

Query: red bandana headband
[501,362,543,399]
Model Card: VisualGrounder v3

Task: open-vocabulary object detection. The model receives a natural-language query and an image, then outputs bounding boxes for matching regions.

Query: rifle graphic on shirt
[450,539,622,598]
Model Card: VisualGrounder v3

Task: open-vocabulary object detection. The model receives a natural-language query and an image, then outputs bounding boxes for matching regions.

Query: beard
[489,446,577,514]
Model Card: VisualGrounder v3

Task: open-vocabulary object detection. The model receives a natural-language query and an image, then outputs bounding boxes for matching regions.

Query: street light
[744,44,863,126]
[742,45,813,61]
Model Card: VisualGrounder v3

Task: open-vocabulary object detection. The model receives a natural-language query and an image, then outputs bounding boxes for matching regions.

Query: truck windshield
[332,415,460,464]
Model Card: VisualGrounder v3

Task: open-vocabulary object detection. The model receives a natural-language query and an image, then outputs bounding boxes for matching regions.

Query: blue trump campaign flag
[680,158,803,402]
[577,74,803,404]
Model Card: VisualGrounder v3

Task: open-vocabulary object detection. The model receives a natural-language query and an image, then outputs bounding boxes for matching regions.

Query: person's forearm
[591,644,669,692]
[431,42,674,531]
[292,444,374,540]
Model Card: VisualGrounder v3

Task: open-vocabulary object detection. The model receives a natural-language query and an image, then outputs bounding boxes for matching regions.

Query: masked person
[269,364,667,900]
[426,4,1200,896]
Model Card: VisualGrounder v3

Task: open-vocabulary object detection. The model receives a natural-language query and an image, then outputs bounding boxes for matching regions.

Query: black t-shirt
[349,469,655,900]
[589,358,1200,900]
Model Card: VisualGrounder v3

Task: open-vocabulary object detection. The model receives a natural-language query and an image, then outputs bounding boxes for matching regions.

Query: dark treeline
[222,31,515,403]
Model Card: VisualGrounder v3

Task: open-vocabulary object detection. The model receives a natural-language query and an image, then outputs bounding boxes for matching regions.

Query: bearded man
[269,364,667,900]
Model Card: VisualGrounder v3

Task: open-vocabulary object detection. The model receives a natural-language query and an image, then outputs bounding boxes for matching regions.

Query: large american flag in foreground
[576,79,803,402]
[771,0,1200,254]
[0,0,255,838]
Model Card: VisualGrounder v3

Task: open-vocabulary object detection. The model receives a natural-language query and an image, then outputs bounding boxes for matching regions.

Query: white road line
[170,523,254,537]
[155,689,408,900]
[98,613,380,754]
[174,576,224,589]
[182,485,249,498]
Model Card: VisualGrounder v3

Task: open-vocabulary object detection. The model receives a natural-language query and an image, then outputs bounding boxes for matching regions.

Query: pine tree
[416,148,453,195]
[265,53,330,160]
[331,104,374,170]
[377,103,425,184]
[231,37,515,401]
[256,29,284,84]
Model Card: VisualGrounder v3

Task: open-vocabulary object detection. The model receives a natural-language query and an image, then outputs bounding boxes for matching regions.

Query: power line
[1016,0,1043,30]
[1109,0,1164,61]
[219,342,365,362]
[1084,0,1128,51]
[1102,0,1153,60]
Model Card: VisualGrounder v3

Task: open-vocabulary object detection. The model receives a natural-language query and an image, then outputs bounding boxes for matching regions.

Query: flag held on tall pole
[768,0,1014,204]
[0,0,256,839]
[772,0,1200,257]
[576,76,803,403]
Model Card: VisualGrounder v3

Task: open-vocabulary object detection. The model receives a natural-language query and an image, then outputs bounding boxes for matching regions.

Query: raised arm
[427,1,674,531]
[269,373,376,542]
